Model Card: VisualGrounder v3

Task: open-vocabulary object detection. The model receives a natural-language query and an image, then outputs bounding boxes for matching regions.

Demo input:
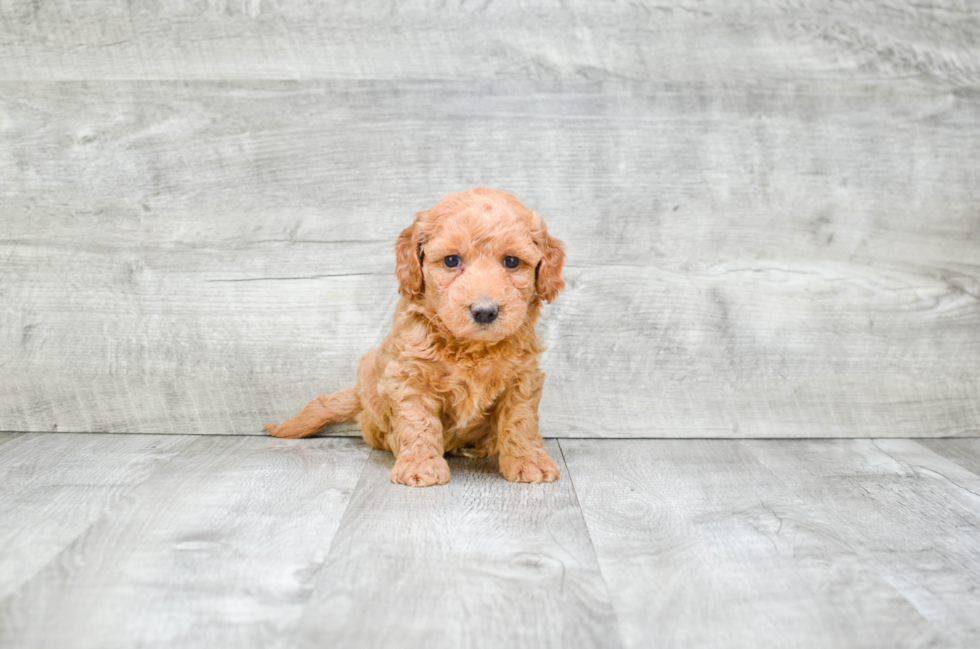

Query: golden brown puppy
[264,188,565,487]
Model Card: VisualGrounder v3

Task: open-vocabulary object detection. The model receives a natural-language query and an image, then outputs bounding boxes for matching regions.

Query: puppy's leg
[492,371,560,483]
[265,385,360,439]
[388,391,450,487]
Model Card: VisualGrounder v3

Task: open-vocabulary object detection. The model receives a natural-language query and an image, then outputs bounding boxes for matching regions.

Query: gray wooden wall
[2,1,978,437]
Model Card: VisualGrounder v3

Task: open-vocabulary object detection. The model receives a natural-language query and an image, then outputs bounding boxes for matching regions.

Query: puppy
[264,188,566,487]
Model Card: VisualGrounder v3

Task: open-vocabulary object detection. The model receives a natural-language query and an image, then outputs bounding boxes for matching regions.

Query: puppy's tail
[264,385,361,439]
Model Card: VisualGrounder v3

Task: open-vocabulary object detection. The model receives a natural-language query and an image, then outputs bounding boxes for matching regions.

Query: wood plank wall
[2,1,978,437]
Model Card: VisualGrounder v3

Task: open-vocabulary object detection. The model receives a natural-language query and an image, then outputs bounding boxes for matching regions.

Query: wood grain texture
[742,438,980,647]
[1,0,978,83]
[0,435,372,649]
[3,0,979,437]
[560,439,945,649]
[2,78,978,437]
[0,433,193,599]
[291,440,621,649]
[918,438,980,477]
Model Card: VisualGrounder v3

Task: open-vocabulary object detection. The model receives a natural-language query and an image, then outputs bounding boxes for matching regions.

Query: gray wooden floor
[2,432,979,648]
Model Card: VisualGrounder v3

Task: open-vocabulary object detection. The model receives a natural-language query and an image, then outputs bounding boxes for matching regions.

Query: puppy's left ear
[534,218,566,303]
[394,215,425,299]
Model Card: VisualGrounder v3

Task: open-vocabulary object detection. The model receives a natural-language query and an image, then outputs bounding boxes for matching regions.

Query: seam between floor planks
[0,434,374,649]
[554,437,626,637]
[287,441,623,649]
[0,433,198,601]
[561,437,980,648]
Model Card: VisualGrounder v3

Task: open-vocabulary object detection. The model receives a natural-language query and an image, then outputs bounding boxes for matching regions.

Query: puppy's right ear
[394,216,424,299]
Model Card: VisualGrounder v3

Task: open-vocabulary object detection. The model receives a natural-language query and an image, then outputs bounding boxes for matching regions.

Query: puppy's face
[395,188,565,343]
[422,210,539,342]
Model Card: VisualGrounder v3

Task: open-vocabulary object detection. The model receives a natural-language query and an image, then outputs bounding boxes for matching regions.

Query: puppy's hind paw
[390,454,451,487]
[499,452,561,484]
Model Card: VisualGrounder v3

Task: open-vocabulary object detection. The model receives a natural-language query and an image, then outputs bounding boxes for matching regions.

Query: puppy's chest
[437,360,516,427]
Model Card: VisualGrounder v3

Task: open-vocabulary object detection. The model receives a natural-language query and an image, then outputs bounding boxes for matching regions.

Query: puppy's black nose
[470,301,499,325]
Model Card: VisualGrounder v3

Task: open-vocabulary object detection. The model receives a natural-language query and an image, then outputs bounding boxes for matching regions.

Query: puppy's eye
[503,256,520,269]
[444,255,461,268]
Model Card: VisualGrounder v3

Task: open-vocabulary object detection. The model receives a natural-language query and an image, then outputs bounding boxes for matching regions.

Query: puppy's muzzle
[469,299,499,325]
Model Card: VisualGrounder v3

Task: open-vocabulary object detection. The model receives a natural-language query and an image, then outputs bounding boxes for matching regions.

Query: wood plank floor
[3,433,979,648]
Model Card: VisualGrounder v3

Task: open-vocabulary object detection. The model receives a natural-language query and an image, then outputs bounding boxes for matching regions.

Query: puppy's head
[394,188,565,342]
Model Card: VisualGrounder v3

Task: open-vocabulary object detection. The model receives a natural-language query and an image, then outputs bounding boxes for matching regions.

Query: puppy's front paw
[499,452,561,484]
[390,454,451,487]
